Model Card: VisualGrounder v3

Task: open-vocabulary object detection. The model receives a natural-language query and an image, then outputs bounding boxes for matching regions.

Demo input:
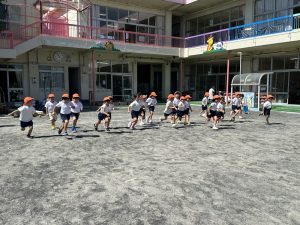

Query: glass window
[99,6,107,19]
[98,60,111,72]
[107,7,118,20]
[112,63,122,72]
[123,76,132,88]
[273,56,285,70]
[118,9,128,21]
[285,55,299,69]
[259,57,271,70]
[9,71,23,88]
[139,12,149,25]
[39,66,64,89]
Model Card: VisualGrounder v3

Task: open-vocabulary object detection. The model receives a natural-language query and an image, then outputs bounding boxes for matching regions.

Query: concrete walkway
[0,106,299,225]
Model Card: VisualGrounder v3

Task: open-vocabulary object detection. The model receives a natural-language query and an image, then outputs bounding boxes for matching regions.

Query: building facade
[0,0,300,104]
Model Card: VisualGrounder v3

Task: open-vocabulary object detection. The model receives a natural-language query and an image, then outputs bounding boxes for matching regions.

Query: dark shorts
[98,113,108,121]
[236,106,242,110]
[210,110,217,117]
[60,113,71,122]
[71,112,80,120]
[108,112,112,119]
[202,105,207,111]
[217,111,224,118]
[20,120,33,128]
[164,112,173,117]
[264,108,271,116]
[232,105,237,111]
[177,110,185,118]
[139,108,145,115]
[148,106,155,112]
[131,110,139,119]
[185,108,190,115]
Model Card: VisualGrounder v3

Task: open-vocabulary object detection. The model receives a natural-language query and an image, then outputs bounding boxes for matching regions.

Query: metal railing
[185,15,294,47]
[1,14,300,50]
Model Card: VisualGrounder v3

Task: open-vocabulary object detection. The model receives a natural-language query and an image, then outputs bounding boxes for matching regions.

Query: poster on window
[241,92,255,108]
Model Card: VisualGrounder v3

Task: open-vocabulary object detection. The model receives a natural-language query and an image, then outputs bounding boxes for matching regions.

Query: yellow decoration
[207,36,214,51]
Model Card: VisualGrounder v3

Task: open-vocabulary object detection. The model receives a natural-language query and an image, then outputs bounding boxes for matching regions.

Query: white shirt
[217,102,224,111]
[139,100,147,108]
[232,97,241,106]
[45,101,57,113]
[100,103,111,113]
[173,97,180,107]
[164,100,174,114]
[210,102,217,111]
[202,97,208,106]
[184,101,191,109]
[129,100,141,111]
[146,97,157,106]
[109,103,114,111]
[18,106,36,122]
[178,101,186,111]
[56,101,75,114]
[208,88,215,99]
[71,101,83,113]
[263,101,272,109]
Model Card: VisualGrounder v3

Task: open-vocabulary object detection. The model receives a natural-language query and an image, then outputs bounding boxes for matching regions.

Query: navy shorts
[185,108,190,115]
[131,110,139,119]
[217,111,224,118]
[108,112,112,119]
[236,106,242,110]
[210,110,217,117]
[232,105,237,111]
[71,112,80,120]
[139,108,145,115]
[60,113,71,122]
[264,108,271,116]
[148,106,155,112]
[20,120,33,128]
[177,110,185,118]
[98,113,108,121]
[202,105,207,111]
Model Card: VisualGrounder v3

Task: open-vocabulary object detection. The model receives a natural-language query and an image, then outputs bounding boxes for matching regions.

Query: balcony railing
[1,14,300,51]
[185,15,295,47]
[41,21,185,48]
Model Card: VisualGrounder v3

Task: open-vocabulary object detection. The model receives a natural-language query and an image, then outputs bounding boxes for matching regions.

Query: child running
[53,94,75,136]
[146,92,158,123]
[230,92,242,121]
[160,94,176,125]
[262,95,273,124]
[94,97,111,132]
[138,95,147,125]
[8,97,38,138]
[45,93,57,130]
[70,93,83,133]
[200,92,209,118]
[128,94,141,130]
[216,96,225,123]
[176,96,187,125]
[184,95,192,125]
[208,95,219,130]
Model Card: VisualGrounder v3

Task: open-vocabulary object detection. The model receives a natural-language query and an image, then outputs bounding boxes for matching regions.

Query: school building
[0,0,300,105]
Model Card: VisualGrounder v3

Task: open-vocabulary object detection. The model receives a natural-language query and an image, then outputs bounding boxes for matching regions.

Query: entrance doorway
[68,67,80,97]
[112,75,133,101]
[0,70,7,102]
[112,75,123,101]
[137,64,151,94]
[171,71,178,93]
[289,71,300,104]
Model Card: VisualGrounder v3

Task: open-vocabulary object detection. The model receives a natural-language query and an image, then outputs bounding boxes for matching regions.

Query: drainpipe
[226,51,230,105]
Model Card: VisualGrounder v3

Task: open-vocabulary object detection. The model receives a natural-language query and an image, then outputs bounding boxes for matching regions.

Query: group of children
[8,89,274,138]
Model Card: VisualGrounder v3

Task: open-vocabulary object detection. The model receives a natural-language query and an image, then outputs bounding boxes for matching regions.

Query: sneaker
[172,123,177,127]
[239,116,243,119]
[212,126,218,130]
[128,122,132,128]
[62,131,68,136]
[94,124,98,131]
[105,128,110,132]
[51,125,56,130]
[58,128,62,134]
[149,119,152,123]
[140,121,144,125]
[130,126,136,130]
[26,134,33,139]
[188,122,191,125]
[72,127,77,133]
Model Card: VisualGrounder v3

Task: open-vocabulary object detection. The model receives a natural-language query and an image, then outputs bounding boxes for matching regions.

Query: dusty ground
[0,105,299,225]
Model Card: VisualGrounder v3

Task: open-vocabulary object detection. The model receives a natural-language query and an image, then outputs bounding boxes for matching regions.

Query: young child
[200,92,209,117]
[176,96,187,125]
[230,92,242,121]
[71,93,83,133]
[45,93,57,130]
[128,94,142,130]
[184,95,192,125]
[53,94,75,136]
[94,97,111,132]
[146,92,158,123]
[216,96,225,123]
[262,95,273,124]
[208,95,219,130]
[8,97,38,138]
[160,94,176,125]
[138,95,147,125]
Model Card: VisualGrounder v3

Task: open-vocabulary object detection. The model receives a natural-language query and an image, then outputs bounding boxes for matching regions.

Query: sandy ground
[0,105,299,225]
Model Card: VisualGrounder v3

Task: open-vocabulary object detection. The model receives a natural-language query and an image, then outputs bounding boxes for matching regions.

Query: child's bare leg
[131,118,138,128]
[73,118,77,127]
[63,121,69,132]
[27,126,33,136]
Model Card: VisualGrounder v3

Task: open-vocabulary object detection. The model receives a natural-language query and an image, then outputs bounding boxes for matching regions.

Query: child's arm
[8,109,19,116]
[128,105,131,113]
